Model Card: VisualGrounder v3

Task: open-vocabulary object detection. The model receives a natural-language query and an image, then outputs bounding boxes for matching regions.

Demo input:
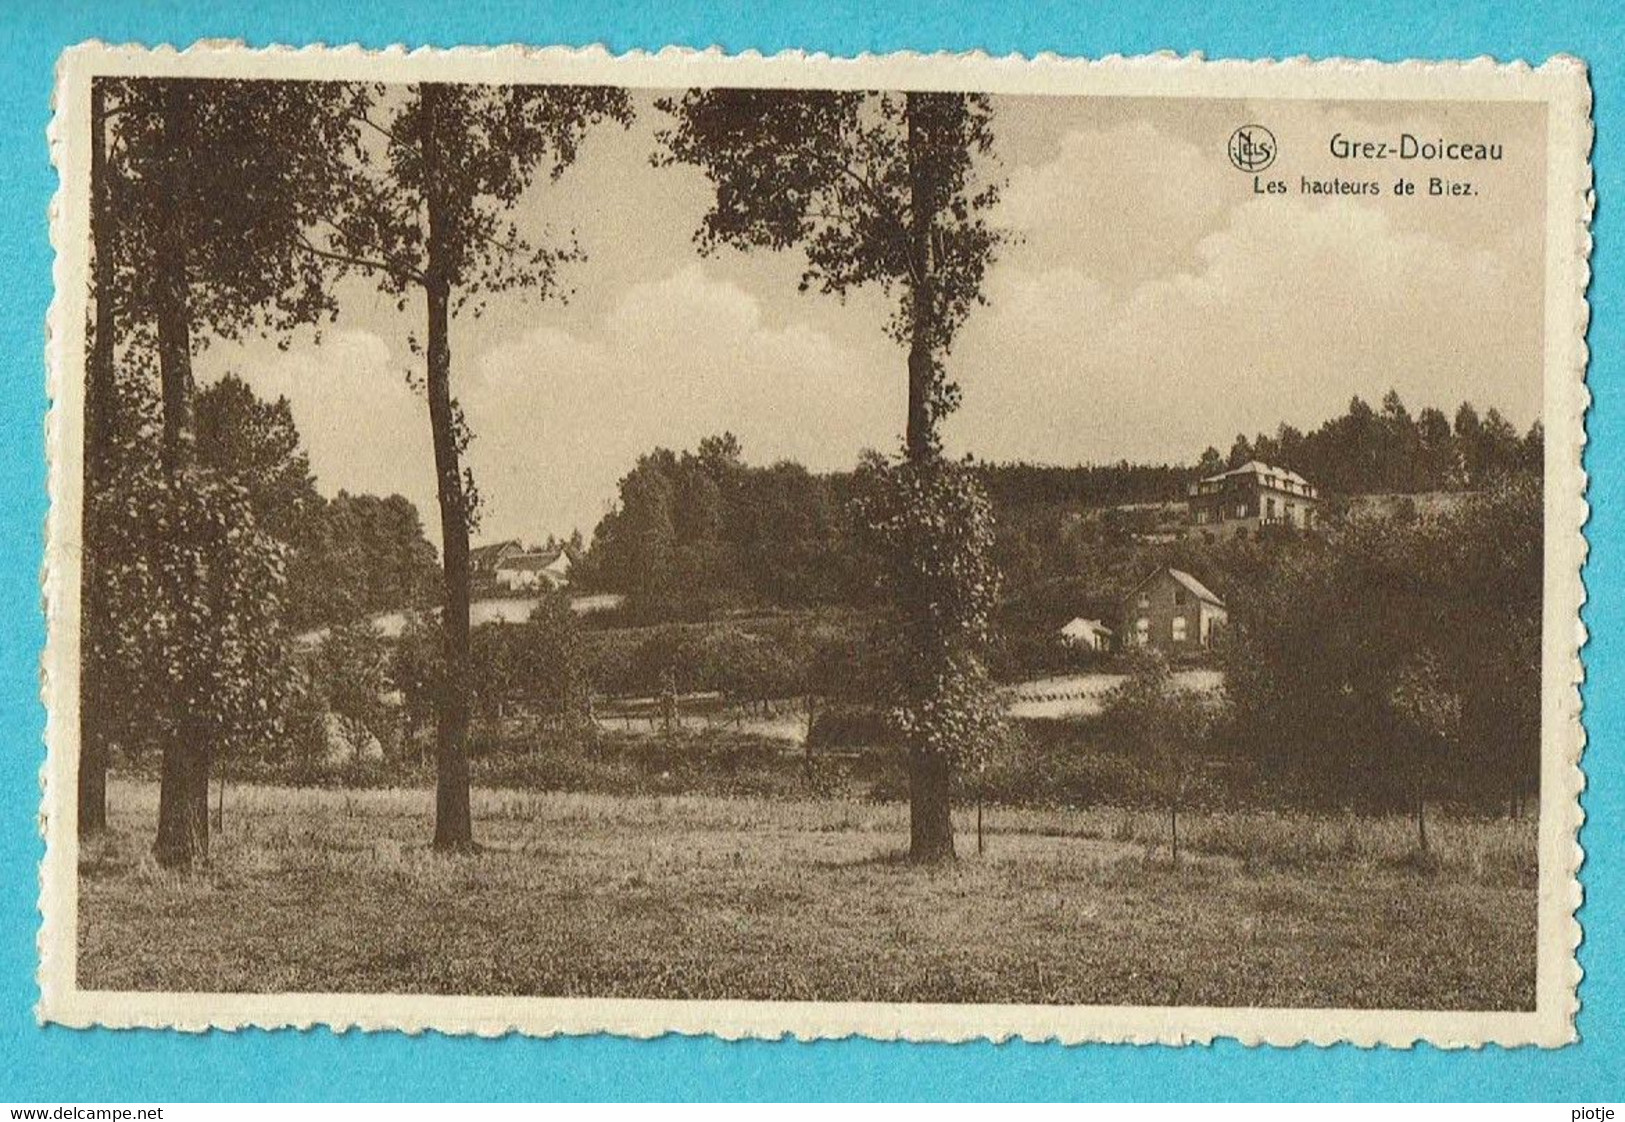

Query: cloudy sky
[196,91,1547,546]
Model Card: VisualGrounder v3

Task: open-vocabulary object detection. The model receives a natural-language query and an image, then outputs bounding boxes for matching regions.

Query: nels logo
[1228,124,1277,172]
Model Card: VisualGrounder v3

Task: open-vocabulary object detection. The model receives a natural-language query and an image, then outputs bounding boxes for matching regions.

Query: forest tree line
[572,389,1544,621]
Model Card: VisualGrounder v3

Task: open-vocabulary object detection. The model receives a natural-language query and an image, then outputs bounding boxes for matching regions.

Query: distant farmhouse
[1120,567,1227,652]
[496,548,572,592]
[470,539,573,594]
[470,539,525,580]
[1059,617,1113,652]
[1186,460,1318,539]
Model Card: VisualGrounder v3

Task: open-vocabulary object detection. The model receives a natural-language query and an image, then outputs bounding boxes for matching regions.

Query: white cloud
[206,268,904,548]
[999,120,1234,286]
[947,195,1536,464]
[462,264,901,542]
[205,327,443,537]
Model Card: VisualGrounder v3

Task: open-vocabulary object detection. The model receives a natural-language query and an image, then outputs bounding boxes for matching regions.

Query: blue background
[0,0,1619,1102]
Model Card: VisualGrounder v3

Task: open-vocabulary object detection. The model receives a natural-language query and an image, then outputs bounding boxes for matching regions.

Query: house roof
[470,540,523,569]
[1060,617,1113,636]
[1200,460,1313,488]
[1127,566,1225,608]
[1167,568,1225,607]
[498,549,568,573]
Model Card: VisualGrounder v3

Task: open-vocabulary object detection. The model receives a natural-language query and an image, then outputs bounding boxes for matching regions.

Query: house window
[1172,617,1188,642]
[1137,593,1150,609]
[1235,502,1248,519]
[1135,617,1150,644]
[1174,589,1188,606]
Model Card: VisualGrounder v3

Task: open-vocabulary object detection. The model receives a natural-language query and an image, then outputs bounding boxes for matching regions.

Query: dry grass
[78,777,1536,1009]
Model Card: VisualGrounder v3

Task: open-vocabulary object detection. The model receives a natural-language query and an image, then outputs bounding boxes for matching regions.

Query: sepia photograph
[38,45,1589,1046]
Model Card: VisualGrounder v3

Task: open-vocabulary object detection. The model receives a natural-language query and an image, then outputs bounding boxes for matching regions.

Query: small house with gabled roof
[1119,567,1227,651]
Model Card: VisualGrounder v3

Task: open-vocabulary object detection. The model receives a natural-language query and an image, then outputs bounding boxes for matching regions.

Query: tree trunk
[1416,792,1429,853]
[1171,804,1180,865]
[903,93,937,466]
[901,93,956,863]
[151,82,210,870]
[77,723,108,838]
[79,80,115,838]
[153,98,195,479]
[909,747,955,862]
[422,84,475,852]
[155,734,210,866]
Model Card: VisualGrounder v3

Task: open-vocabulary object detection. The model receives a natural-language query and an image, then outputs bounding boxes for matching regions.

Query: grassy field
[79,777,1536,1009]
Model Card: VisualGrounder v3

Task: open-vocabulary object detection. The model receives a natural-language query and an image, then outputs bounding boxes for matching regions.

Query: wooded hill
[573,390,1544,621]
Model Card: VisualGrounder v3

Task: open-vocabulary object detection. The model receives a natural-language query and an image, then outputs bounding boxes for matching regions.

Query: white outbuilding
[1059,617,1114,652]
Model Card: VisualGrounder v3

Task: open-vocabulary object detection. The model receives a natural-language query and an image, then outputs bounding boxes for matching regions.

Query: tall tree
[1454,402,1485,486]
[1415,406,1455,489]
[296,491,440,633]
[1275,424,1306,472]
[93,78,361,865]
[195,373,321,544]
[79,80,118,835]
[581,436,859,615]
[1379,389,1420,492]
[313,83,632,849]
[659,89,1006,860]
[1480,408,1524,480]
[1520,419,1545,476]
[193,376,441,637]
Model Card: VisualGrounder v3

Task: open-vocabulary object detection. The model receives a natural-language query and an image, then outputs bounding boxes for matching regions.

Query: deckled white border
[39,41,1594,1047]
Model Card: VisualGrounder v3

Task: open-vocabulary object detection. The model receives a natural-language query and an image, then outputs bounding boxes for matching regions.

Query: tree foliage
[1223,473,1542,814]
[853,453,1006,774]
[194,373,440,635]
[292,491,441,633]
[89,438,294,771]
[1102,648,1218,861]
[98,77,364,351]
[195,374,318,542]
[1237,391,1540,496]
[313,620,394,763]
[1389,652,1464,850]
[470,596,595,731]
[579,434,873,617]
[658,88,1003,451]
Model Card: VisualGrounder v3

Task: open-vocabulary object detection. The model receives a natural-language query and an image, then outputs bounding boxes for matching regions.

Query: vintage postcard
[40,43,1591,1046]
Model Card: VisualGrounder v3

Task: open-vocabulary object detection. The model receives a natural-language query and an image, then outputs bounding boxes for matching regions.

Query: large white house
[1187,460,1319,538]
